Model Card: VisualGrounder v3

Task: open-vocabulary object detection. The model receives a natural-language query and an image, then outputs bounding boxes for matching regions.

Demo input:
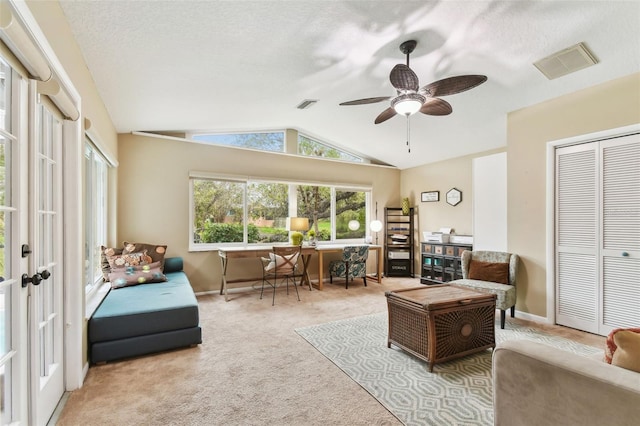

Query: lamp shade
[370,220,383,233]
[287,217,309,232]
[348,220,360,231]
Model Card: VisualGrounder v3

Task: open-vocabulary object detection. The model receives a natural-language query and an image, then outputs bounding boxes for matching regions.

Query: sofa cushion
[451,279,516,311]
[89,270,199,343]
[108,261,167,289]
[107,250,152,270]
[123,241,168,270]
[468,260,509,284]
[100,246,123,281]
[611,330,640,372]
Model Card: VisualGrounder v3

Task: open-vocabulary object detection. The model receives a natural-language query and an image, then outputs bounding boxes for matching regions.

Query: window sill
[85,281,110,319]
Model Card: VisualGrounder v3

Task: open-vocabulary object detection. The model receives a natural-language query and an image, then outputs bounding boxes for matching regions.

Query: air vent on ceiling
[534,42,598,80]
[296,99,318,109]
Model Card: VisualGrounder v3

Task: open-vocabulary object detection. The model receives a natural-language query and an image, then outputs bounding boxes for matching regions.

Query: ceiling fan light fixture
[392,93,425,116]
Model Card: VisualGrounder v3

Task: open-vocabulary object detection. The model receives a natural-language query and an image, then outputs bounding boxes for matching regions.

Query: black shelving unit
[384,207,414,277]
[420,242,473,284]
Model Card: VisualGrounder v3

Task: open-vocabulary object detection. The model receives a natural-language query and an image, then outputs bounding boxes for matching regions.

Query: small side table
[385,284,496,372]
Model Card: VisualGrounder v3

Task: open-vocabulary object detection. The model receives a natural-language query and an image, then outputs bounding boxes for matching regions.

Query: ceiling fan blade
[390,64,419,91]
[421,75,487,97]
[374,107,397,124]
[420,98,453,116]
[339,96,391,106]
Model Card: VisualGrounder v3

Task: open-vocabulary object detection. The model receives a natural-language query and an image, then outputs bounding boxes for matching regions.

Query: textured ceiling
[58,0,640,169]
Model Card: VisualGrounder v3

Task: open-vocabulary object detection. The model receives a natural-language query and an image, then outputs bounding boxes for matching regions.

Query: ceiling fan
[339,40,487,124]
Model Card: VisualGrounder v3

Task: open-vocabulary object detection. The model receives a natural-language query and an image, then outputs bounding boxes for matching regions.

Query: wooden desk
[315,244,383,291]
[218,246,315,302]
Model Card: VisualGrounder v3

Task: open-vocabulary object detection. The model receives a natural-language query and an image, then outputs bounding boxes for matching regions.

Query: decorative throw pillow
[611,330,640,372]
[264,252,297,273]
[123,241,168,270]
[604,327,640,364]
[108,261,167,289]
[468,260,509,284]
[100,246,124,281]
[107,250,152,270]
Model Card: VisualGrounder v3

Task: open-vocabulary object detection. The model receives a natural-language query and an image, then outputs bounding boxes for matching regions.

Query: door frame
[545,123,640,325]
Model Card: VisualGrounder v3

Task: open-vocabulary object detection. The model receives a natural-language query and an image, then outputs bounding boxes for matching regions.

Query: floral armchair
[329,245,369,289]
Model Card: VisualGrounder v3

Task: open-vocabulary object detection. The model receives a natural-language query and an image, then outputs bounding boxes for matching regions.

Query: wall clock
[446,188,462,206]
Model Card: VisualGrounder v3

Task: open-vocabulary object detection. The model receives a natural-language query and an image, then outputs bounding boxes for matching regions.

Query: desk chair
[260,246,301,305]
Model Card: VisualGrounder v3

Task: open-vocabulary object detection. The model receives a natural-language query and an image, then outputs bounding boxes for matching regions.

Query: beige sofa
[493,340,640,426]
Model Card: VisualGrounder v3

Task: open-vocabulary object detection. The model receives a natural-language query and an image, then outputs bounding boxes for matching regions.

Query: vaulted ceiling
[59,0,640,169]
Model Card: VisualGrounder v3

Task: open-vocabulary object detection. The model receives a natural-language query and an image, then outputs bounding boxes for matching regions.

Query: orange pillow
[611,330,640,372]
[468,260,509,284]
[605,327,640,364]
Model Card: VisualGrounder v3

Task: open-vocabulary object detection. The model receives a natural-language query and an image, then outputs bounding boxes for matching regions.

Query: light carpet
[295,312,600,426]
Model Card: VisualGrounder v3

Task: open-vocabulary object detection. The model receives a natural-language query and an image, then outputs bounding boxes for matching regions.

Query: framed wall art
[446,188,462,206]
[421,191,440,202]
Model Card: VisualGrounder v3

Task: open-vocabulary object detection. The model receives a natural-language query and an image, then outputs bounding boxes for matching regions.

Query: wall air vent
[534,42,598,80]
[296,99,318,109]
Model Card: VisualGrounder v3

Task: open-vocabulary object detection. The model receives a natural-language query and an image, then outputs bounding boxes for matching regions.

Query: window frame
[189,172,372,251]
[83,138,109,298]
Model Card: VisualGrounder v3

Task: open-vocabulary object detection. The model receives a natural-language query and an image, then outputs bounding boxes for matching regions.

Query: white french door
[0,54,65,425]
[27,87,65,425]
[0,55,26,425]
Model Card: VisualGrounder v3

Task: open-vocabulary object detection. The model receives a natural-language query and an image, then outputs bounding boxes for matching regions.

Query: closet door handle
[621,252,629,257]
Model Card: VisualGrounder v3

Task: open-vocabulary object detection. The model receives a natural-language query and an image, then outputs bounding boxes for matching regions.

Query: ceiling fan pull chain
[406,115,411,153]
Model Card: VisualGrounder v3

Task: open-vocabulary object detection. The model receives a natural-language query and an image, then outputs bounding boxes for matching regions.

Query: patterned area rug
[295,312,600,426]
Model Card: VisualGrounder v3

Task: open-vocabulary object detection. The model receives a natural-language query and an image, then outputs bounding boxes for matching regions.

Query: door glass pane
[0,136,9,206]
[0,59,10,131]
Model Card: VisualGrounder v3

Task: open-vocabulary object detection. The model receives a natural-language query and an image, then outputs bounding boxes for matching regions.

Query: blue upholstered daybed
[89,257,202,364]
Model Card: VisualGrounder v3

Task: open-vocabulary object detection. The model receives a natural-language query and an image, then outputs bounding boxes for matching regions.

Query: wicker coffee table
[385,284,496,372]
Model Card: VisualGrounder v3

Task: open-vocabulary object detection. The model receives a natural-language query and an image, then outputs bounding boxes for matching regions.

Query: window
[298,134,363,163]
[336,189,366,239]
[84,140,108,293]
[190,175,370,249]
[191,131,285,153]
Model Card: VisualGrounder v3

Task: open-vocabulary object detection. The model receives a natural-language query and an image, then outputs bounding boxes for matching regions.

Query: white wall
[472,152,507,251]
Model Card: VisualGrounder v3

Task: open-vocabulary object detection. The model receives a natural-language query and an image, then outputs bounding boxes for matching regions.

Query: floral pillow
[108,261,167,289]
[123,241,167,270]
[107,250,152,270]
[101,246,124,281]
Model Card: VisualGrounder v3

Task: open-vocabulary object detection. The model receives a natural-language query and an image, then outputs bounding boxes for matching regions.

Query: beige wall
[508,72,640,317]
[117,133,401,292]
[26,1,118,159]
[27,0,119,365]
[400,73,640,319]
[400,148,505,278]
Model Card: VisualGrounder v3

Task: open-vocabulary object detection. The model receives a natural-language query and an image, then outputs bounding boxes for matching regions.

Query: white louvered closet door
[556,143,599,334]
[555,133,640,336]
[600,135,640,334]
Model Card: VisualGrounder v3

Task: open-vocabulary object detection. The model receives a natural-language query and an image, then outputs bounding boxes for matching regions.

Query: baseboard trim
[513,309,552,324]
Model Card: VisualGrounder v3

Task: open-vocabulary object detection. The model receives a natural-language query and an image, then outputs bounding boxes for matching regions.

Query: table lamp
[287,217,309,245]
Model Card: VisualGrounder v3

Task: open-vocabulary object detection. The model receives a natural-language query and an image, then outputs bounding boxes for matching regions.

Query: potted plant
[290,231,304,246]
[307,229,316,246]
